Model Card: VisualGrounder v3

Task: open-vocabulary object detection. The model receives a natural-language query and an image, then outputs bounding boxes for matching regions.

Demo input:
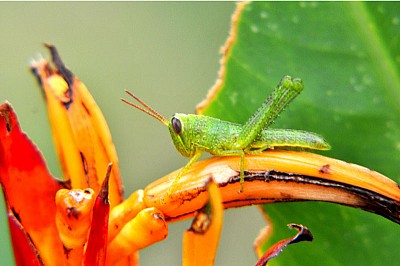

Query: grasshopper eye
[171,117,182,135]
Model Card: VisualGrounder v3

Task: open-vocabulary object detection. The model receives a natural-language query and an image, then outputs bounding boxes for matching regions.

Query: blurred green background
[0,2,270,265]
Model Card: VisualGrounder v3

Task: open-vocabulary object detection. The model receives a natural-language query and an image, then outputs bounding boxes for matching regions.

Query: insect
[122,75,330,195]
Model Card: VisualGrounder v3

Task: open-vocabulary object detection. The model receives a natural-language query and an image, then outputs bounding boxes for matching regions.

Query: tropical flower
[1,45,399,266]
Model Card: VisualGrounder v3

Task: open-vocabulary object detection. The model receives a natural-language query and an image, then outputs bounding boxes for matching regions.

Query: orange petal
[0,103,66,265]
[55,188,95,248]
[55,188,96,264]
[182,179,223,266]
[107,207,168,265]
[108,189,147,243]
[30,45,123,208]
[144,151,400,223]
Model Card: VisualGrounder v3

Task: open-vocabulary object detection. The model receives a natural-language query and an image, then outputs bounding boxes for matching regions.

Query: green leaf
[199,2,400,265]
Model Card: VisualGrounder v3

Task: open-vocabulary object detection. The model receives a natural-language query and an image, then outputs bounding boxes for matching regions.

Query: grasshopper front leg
[168,150,203,196]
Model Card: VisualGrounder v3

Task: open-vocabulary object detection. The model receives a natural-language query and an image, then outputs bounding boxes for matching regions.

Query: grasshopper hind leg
[238,152,245,193]
[238,148,269,193]
[212,149,246,193]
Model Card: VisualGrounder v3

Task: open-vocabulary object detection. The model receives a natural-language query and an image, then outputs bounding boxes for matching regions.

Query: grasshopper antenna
[121,90,169,126]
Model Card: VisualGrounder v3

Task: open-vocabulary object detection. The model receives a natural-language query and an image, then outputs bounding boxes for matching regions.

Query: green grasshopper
[122,76,330,195]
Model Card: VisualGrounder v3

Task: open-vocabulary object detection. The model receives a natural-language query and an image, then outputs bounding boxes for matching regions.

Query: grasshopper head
[168,113,193,158]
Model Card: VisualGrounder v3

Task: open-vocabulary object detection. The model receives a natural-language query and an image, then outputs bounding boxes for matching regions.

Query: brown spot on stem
[63,246,72,258]
[80,151,89,175]
[319,164,331,174]
[81,102,91,115]
[67,207,80,219]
